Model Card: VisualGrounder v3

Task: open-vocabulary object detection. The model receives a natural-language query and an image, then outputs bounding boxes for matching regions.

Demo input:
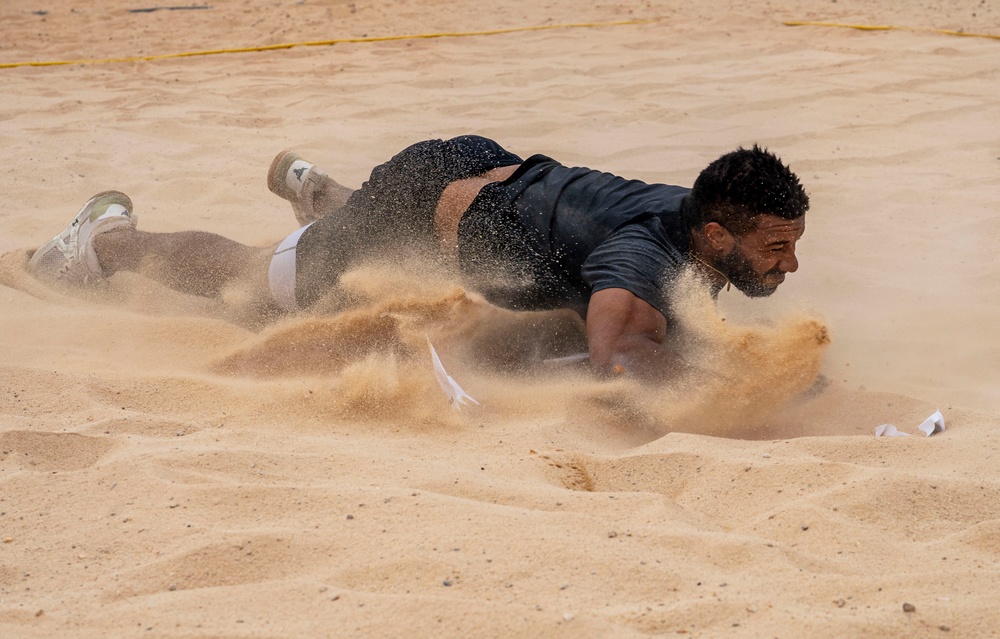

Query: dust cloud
[207,264,831,442]
[2,246,830,442]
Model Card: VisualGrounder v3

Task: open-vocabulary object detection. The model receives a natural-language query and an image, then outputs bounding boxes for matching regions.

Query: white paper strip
[542,352,590,367]
[874,410,946,438]
[427,337,479,410]
[918,409,946,437]
[875,424,910,438]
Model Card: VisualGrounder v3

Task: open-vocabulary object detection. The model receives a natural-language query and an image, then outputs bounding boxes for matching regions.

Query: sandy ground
[1,0,999,636]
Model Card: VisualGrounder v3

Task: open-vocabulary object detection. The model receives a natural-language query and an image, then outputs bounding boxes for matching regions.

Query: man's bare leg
[27,190,286,324]
[309,177,354,220]
[92,229,275,300]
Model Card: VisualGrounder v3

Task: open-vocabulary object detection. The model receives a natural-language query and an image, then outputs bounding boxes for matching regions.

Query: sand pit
[2,0,999,636]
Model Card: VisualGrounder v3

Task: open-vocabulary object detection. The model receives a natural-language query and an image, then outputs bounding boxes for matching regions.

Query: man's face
[717,215,805,297]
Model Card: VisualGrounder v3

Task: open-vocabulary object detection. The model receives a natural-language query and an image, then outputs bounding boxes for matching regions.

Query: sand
[1,0,999,636]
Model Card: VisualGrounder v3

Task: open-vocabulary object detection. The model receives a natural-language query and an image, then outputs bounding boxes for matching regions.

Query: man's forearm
[586,287,674,382]
[590,335,680,382]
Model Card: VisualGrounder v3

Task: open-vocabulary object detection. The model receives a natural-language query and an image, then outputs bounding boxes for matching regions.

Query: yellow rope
[784,20,1000,41]
[0,18,657,70]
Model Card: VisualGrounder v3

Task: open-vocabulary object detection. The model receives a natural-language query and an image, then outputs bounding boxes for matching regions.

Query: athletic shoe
[267,150,329,226]
[28,191,135,285]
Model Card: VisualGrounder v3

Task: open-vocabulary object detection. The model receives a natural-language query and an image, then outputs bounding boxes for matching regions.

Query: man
[27,135,808,380]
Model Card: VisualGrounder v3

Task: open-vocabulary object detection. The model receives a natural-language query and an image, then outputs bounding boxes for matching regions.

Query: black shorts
[294,135,522,307]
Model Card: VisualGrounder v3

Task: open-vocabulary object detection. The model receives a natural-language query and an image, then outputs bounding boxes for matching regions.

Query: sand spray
[2,251,829,440]
[211,265,831,440]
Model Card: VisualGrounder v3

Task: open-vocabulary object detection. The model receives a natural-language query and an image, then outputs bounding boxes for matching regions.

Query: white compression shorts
[267,223,312,311]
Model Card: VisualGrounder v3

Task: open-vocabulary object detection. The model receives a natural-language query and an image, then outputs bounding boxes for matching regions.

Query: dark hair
[683,145,809,234]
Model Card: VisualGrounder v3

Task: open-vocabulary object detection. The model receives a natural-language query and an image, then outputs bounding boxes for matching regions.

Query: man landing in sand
[27,135,808,380]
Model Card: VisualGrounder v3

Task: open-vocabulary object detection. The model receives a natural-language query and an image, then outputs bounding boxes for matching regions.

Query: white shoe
[28,191,135,284]
[267,150,329,226]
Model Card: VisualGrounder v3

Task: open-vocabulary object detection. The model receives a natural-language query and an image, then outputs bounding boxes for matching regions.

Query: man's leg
[29,191,279,312]
[283,137,524,309]
[268,151,354,226]
[92,229,274,299]
[309,179,354,221]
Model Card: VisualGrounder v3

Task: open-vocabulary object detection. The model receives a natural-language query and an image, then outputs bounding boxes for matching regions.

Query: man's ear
[702,222,735,254]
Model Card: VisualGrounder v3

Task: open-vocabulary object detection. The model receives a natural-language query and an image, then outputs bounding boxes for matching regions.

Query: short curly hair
[684,145,809,234]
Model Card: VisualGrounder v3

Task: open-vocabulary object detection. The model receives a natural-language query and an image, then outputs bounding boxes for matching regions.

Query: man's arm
[586,287,676,381]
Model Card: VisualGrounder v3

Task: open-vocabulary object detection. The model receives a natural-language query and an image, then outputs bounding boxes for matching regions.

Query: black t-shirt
[458,154,692,317]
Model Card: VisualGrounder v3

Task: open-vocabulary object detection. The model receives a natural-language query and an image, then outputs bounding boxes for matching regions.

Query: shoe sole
[267,150,299,201]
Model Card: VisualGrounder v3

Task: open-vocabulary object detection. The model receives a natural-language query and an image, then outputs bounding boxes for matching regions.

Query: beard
[715,248,782,298]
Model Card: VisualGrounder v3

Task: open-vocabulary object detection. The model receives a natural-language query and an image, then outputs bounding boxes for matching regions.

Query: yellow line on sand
[0,19,658,70]
[784,20,1000,41]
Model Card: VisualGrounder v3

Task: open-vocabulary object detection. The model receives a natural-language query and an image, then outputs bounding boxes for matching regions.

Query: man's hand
[585,287,674,381]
